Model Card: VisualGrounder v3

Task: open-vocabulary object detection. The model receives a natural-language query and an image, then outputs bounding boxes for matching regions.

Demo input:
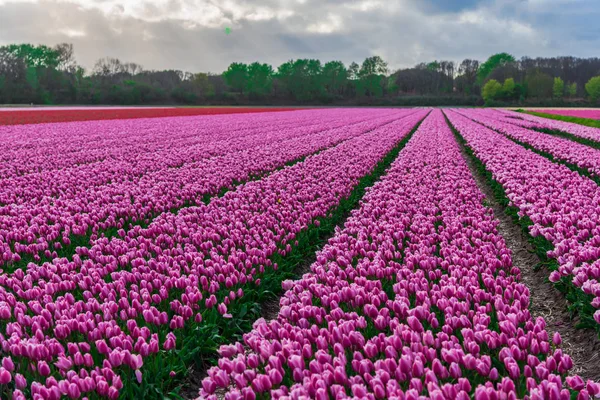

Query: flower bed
[199,109,597,399]
[493,109,600,143]
[0,107,300,126]
[0,109,412,270]
[0,110,428,398]
[457,109,600,180]
[446,109,600,331]
[531,110,600,121]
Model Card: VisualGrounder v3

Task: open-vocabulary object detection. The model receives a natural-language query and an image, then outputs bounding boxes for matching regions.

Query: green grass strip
[516,110,600,129]
[513,110,600,151]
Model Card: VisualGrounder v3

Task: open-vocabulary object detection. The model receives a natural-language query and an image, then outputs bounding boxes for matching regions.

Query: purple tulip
[197,110,598,399]
[447,109,600,325]
[0,367,12,384]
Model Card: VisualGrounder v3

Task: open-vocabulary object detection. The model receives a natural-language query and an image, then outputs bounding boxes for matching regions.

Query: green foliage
[522,110,600,130]
[2,42,600,106]
[568,82,577,97]
[552,77,564,98]
[276,59,324,101]
[482,79,502,103]
[0,43,61,68]
[192,73,215,97]
[347,62,360,80]
[585,76,600,102]
[246,62,273,97]
[223,62,248,94]
[426,61,441,71]
[358,56,388,97]
[359,56,388,76]
[502,78,515,98]
[322,61,347,96]
[477,52,515,83]
[525,70,553,98]
[25,66,38,90]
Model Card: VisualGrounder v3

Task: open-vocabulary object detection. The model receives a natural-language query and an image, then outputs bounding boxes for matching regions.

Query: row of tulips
[455,109,600,179]
[0,107,300,126]
[0,109,385,178]
[445,109,600,330]
[0,110,429,399]
[199,109,597,400]
[0,109,413,269]
[490,109,600,143]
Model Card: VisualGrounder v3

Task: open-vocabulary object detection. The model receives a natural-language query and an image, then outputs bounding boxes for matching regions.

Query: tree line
[1,43,599,106]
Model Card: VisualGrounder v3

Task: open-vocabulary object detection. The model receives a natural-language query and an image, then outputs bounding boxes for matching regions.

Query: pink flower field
[530,110,600,120]
[1,108,600,399]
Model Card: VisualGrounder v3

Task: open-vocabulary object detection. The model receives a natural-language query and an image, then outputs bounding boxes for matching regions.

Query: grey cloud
[0,0,598,74]
[417,0,494,13]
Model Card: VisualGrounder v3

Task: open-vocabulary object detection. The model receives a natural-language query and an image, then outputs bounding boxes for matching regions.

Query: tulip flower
[197,110,598,400]
[446,109,600,327]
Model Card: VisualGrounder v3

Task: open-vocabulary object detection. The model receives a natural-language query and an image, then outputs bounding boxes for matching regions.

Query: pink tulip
[0,367,12,384]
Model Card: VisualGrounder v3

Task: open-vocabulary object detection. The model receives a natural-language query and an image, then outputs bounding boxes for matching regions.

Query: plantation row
[199,110,600,399]
[0,108,298,126]
[530,110,600,121]
[0,108,600,399]
[0,109,428,398]
[0,108,411,270]
[447,109,600,330]
[494,110,600,143]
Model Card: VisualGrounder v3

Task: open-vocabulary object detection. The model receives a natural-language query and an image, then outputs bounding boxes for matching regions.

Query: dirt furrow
[454,126,600,382]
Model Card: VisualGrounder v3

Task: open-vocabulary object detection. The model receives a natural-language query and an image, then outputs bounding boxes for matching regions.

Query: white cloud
[306,14,343,34]
[0,0,597,72]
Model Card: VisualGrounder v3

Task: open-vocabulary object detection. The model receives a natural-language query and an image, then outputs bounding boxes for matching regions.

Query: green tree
[482,79,502,104]
[276,60,294,97]
[0,44,61,68]
[426,61,441,71]
[526,70,553,98]
[192,73,215,97]
[305,59,324,99]
[275,59,323,101]
[246,62,273,97]
[223,62,248,94]
[322,61,347,96]
[568,82,577,97]
[502,78,515,98]
[552,77,564,98]
[358,56,388,97]
[348,62,360,80]
[585,76,600,102]
[477,53,515,84]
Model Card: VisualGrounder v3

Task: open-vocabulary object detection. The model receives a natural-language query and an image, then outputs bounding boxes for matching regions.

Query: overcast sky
[0,0,598,73]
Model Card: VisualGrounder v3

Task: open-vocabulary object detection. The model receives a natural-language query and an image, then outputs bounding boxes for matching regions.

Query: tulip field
[0,107,297,126]
[1,107,600,399]
[530,110,600,121]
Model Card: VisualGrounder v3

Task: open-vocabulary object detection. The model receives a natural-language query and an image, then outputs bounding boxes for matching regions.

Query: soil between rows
[454,128,600,382]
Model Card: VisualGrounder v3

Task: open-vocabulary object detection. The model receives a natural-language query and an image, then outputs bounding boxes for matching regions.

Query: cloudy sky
[0,0,598,73]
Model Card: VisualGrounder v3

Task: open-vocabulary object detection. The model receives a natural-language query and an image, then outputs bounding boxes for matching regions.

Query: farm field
[0,107,298,126]
[1,107,600,400]
[514,109,600,130]
[529,109,600,120]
